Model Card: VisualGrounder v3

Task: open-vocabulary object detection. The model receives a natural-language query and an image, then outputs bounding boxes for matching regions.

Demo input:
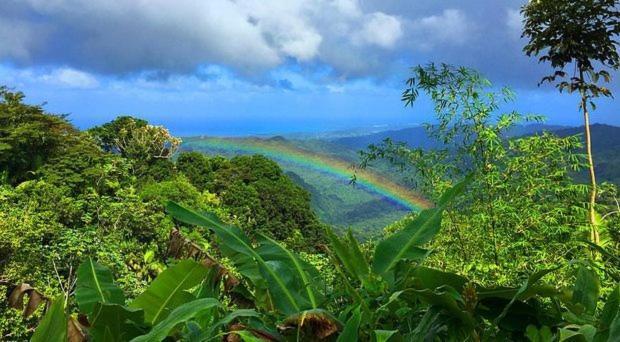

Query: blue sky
[0,0,618,136]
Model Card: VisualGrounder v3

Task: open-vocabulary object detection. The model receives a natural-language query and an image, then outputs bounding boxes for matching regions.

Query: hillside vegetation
[1,63,619,341]
[2,1,620,337]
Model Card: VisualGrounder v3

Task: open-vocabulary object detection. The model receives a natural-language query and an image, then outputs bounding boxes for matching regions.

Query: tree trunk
[581,95,600,244]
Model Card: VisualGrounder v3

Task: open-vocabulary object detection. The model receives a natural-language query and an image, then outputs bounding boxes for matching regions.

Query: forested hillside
[331,123,620,187]
[0,88,326,339]
[2,64,619,341]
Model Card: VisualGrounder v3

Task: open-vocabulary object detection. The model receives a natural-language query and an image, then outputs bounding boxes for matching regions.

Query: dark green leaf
[89,303,145,342]
[31,297,67,342]
[75,258,125,317]
[129,259,210,325]
[131,298,218,342]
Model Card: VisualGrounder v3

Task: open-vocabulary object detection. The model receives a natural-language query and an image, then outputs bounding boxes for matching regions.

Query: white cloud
[40,68,100,88]
[5,0,402,76]
[410,9,474,50]
[357,12,403,48]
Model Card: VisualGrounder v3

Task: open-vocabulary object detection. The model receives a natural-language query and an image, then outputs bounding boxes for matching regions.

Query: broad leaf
[326,228,369,283]
[525,325,553,342]
[203,309,260,339]
[372,176,470,275]
[594,286,619,341]
[89,303,145,342]
[167,202,309,315]
[31,297,67,342]
[256,233,324,308]
[374,330,397,342]
[129,259,210,325]
[609,310,620,342]
[75,258,125,316]
[131,298,219,342]
[572,266,600,316]
[495,267,560,324]
[412,286,475,329]
[412,267,468,292]
[337,306,361,342]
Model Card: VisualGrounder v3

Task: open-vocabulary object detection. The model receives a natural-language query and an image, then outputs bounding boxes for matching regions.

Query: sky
[0,0,618,136]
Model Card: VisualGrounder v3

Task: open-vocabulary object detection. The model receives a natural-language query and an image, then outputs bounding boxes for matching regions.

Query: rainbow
[183,137,431,212]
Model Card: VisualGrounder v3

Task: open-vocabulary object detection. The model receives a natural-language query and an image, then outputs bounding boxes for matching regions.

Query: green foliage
[20,183,620,341]
[0,87,77,185]
[362,64,596,286]
[522,0,619,98]
[176,151,214,191]
[88,115,181,177]
[177,152,327,248]
[130,259,211,325]
[88,116,148,153]
[30,297,67,342]
[75,258,125,316]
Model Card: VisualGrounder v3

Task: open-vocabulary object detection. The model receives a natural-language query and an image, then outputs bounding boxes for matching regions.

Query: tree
[363,64,588,285]
[89,116,180,161]
[176,151,213,190]
[89,116,181,176]
[0,87,77,185]
[521,0,620,243]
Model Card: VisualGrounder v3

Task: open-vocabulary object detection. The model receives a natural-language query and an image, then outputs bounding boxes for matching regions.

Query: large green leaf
[89,303,145,342]
[75,258,125,316]
[412,267,468,292]
[256,233,324,308]
[129,259,210,325]
[31,297,67,342]
[131,298,219,342]
[572,266,600,316]
[412,286,475,329]
[525,325,553,342]
[326,228,369,283]
[374,330,397,342]
[202,309,261,339]
[594,285,620,342]
[166,202,309,315]
[337,306,361,342]
[609,310,620,342]
[372,176,470,275]
[495,267,560,324]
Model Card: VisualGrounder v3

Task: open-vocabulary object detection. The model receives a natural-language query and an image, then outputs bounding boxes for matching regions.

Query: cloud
[410,9,475,50]
[40,68,99,89]
[0,65,99,89]
[0,0,402,77]
[0,18,47,61]
[356,12,403,48]
[4,0,611,91]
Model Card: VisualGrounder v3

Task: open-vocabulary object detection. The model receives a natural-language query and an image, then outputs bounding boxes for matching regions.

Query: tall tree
[521,0,620,243]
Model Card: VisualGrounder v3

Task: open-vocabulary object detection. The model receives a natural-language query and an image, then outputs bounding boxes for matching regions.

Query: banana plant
[27,258,274,341]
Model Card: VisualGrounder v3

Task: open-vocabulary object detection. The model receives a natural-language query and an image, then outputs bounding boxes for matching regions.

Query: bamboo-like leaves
[129,259,210,325]
[75,258,125,317]
[372,176,471,276]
